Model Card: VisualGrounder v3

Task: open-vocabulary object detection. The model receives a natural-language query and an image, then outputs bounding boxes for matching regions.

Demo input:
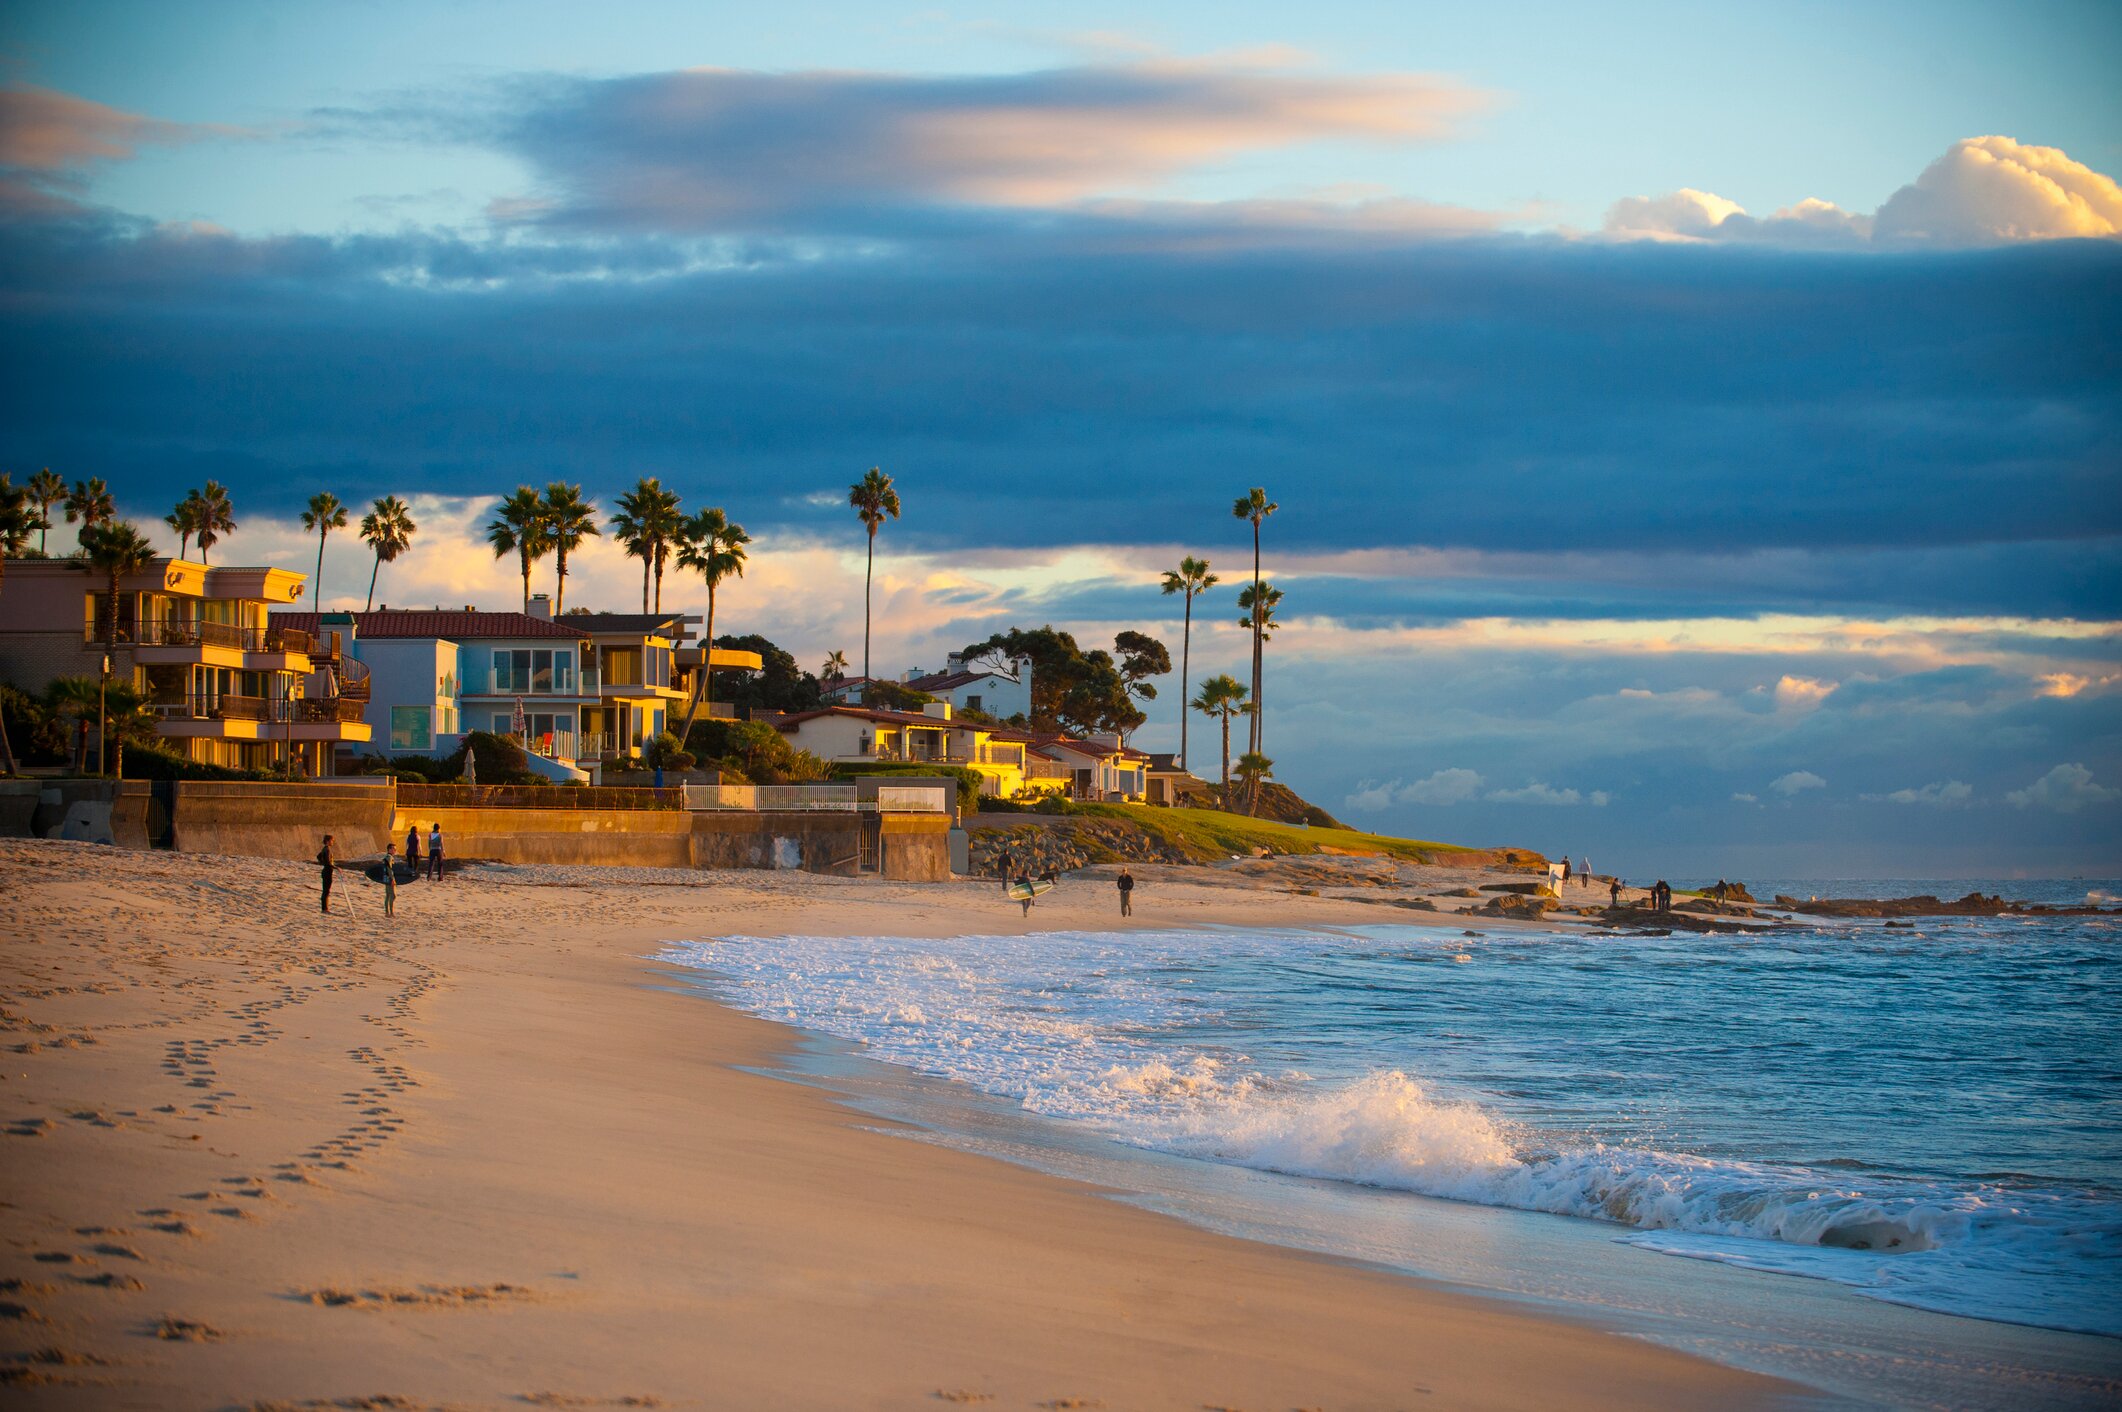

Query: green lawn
[1067,803,1537,867]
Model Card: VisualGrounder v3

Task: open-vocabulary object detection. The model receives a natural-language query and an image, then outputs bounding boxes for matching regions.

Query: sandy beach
[0,837,1791,1410]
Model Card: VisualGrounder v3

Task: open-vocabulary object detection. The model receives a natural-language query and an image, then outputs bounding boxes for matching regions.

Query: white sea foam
[660,926,2122,1337]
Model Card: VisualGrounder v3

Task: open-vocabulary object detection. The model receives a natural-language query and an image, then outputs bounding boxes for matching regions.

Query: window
[390,706,433,752]
[532,649,553,691]
[965,694,982,712]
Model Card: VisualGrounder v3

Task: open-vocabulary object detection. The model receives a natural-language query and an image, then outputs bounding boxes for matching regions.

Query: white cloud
[1774,674,1837,709]
[1342,766,1484,811]
[1770,770,1826,796]
[2007,763,2120,814]
[1876,137,2122,245]
[1730,792,1759,803]
[1869,780,1973,807]
[1487,780,1606,806]
[1604,135,2120,248]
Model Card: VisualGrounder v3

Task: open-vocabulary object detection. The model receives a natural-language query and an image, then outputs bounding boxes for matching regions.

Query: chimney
[946,652,965,673]
[528,593,552,620]
[901,668,924,683]
[922,701,954,721]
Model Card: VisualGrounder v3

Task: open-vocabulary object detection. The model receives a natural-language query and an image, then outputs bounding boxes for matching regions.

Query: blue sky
[2,1,2118,876]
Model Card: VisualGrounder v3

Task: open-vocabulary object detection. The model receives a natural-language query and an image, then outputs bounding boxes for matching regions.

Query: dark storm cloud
[0,206,2116,622]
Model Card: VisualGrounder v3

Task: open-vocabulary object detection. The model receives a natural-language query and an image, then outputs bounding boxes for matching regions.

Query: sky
[2,0,2118,878]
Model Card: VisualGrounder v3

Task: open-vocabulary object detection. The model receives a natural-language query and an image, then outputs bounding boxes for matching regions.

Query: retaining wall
[395,803,694,868]
[688,811,864,875]
[172,781,396,861]
[879,813,951,882]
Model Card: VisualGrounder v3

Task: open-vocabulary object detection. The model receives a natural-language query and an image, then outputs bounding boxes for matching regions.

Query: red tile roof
[271,609,583,640]
[773,704,964,731]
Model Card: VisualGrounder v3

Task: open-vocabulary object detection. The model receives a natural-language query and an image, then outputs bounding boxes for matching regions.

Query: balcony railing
[470,668,599,696]
[153,693,365,724]
[133,621,317,654]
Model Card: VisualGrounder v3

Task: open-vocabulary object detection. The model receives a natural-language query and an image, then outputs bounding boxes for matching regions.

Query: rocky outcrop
[969,821,1193,877]
[1774,891,2117,918]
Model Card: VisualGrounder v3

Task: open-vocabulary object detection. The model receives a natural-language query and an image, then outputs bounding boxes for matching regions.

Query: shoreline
[0,838,1794,1409]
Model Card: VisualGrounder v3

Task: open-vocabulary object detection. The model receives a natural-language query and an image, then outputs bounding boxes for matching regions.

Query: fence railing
[134,621,318,653]
[397,783,686,811]
[681,783,945,812]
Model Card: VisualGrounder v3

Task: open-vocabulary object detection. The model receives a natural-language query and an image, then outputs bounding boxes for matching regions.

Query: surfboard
[1007,879,1055,902]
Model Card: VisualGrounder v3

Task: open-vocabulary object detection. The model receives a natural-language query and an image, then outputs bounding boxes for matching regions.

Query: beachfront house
[773,702,1049,798]
[1028,732,1149,802]
[0,556,373,774]
[270,598,761,778]
[821,653,1033,720]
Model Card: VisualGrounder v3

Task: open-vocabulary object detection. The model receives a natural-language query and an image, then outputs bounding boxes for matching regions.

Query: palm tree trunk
[555,548,567,615]
[313,531,327,610]
[520,554,531,613]
[366,553,381,610]
[640,555,649,613]
[653,548,665,613]
[863,529,876,681]
[1249,523,1262,756]
[1178,591,1192,770]
[1220,711,1231,796]
[179,532,191,560]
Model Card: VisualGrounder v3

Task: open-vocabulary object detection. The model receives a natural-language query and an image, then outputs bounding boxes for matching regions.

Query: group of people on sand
[314,824,448,918]
[995,849,1137,919]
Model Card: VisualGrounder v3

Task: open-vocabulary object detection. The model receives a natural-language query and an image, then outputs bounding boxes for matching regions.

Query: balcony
[132,620,317,670]
[467,667,599,697]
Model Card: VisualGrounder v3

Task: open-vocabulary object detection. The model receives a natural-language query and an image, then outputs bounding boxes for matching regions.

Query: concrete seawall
[3,776,952,880]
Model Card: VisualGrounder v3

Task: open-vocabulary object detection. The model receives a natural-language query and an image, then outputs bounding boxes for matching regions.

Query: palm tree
[610,478,685,613]
[486,486,554,613]
[45,676,101,773]
[1191,673,1248,803]
[1234,750,1274,817]
[165,492,203,559]
[0,474,34,561]
[192,481,236,563]
[299,492,347,610]
[28,469,64,554]
[822,650,848,682]
[102,682,155,779]
[674,507,749,739]
[358,495,418,610]
[539,482,599,615]
[64,477,115,546]
[1231,488,1277,756]
[848,467,900,681]
[79,521,156,775]
[1235,581,1283,754]
[1159,556,1218,771]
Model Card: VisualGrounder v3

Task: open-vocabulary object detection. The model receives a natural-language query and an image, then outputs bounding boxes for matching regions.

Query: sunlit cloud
[2007,763,2120,813]
[1605,136,2122,247]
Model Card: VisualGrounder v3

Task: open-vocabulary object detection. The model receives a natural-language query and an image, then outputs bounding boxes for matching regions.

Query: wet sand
[0,838,1792,1409]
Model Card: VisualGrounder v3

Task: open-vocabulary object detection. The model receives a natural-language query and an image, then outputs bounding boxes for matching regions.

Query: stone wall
[688,811,863,875]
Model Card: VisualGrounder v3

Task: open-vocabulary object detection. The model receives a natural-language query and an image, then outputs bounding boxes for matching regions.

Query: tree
[848,467,900,681]
[300,492,347,611]
[28,469,64,554]
[959,626,1142,738]
[1231,487,1277,755]
[861,679,936,714]
[79,521,156,774]
[64,477,115,546]
[1234,581,1283,754]
[485,486,553,613]
[102,682,155,779]
[1234,750,1274,817]
[44,676,101,773]
[1159,556,1217,771]
[1113,629,1171,727]
[192,481,236,563]
[1191,674,1248,800]
[611,478,685,613]
[539,482,599,616]
[822,649,849,682]
[165,493,203,560]
[358,495,418,610]
[674,507,749,738]
[704,634,822,717]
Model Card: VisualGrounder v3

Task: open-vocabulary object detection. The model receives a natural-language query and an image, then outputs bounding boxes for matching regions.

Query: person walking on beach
[1118,868,1135,918]
[316,835,336,915]
[998,848,1012,895]
[1610,877,1622,907]
[406,824,421,875]
[428,823,445,881]
[382,843,399,918]
[1581,858,1592,887]
[1560,855,1572,885]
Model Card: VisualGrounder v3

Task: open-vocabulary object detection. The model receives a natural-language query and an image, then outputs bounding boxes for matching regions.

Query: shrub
[119,745,279,781]
[686,719,832,784]
[645,730,696,772]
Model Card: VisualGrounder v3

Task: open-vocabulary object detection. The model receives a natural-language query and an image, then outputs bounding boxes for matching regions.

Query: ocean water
[659,880,2122,1404]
